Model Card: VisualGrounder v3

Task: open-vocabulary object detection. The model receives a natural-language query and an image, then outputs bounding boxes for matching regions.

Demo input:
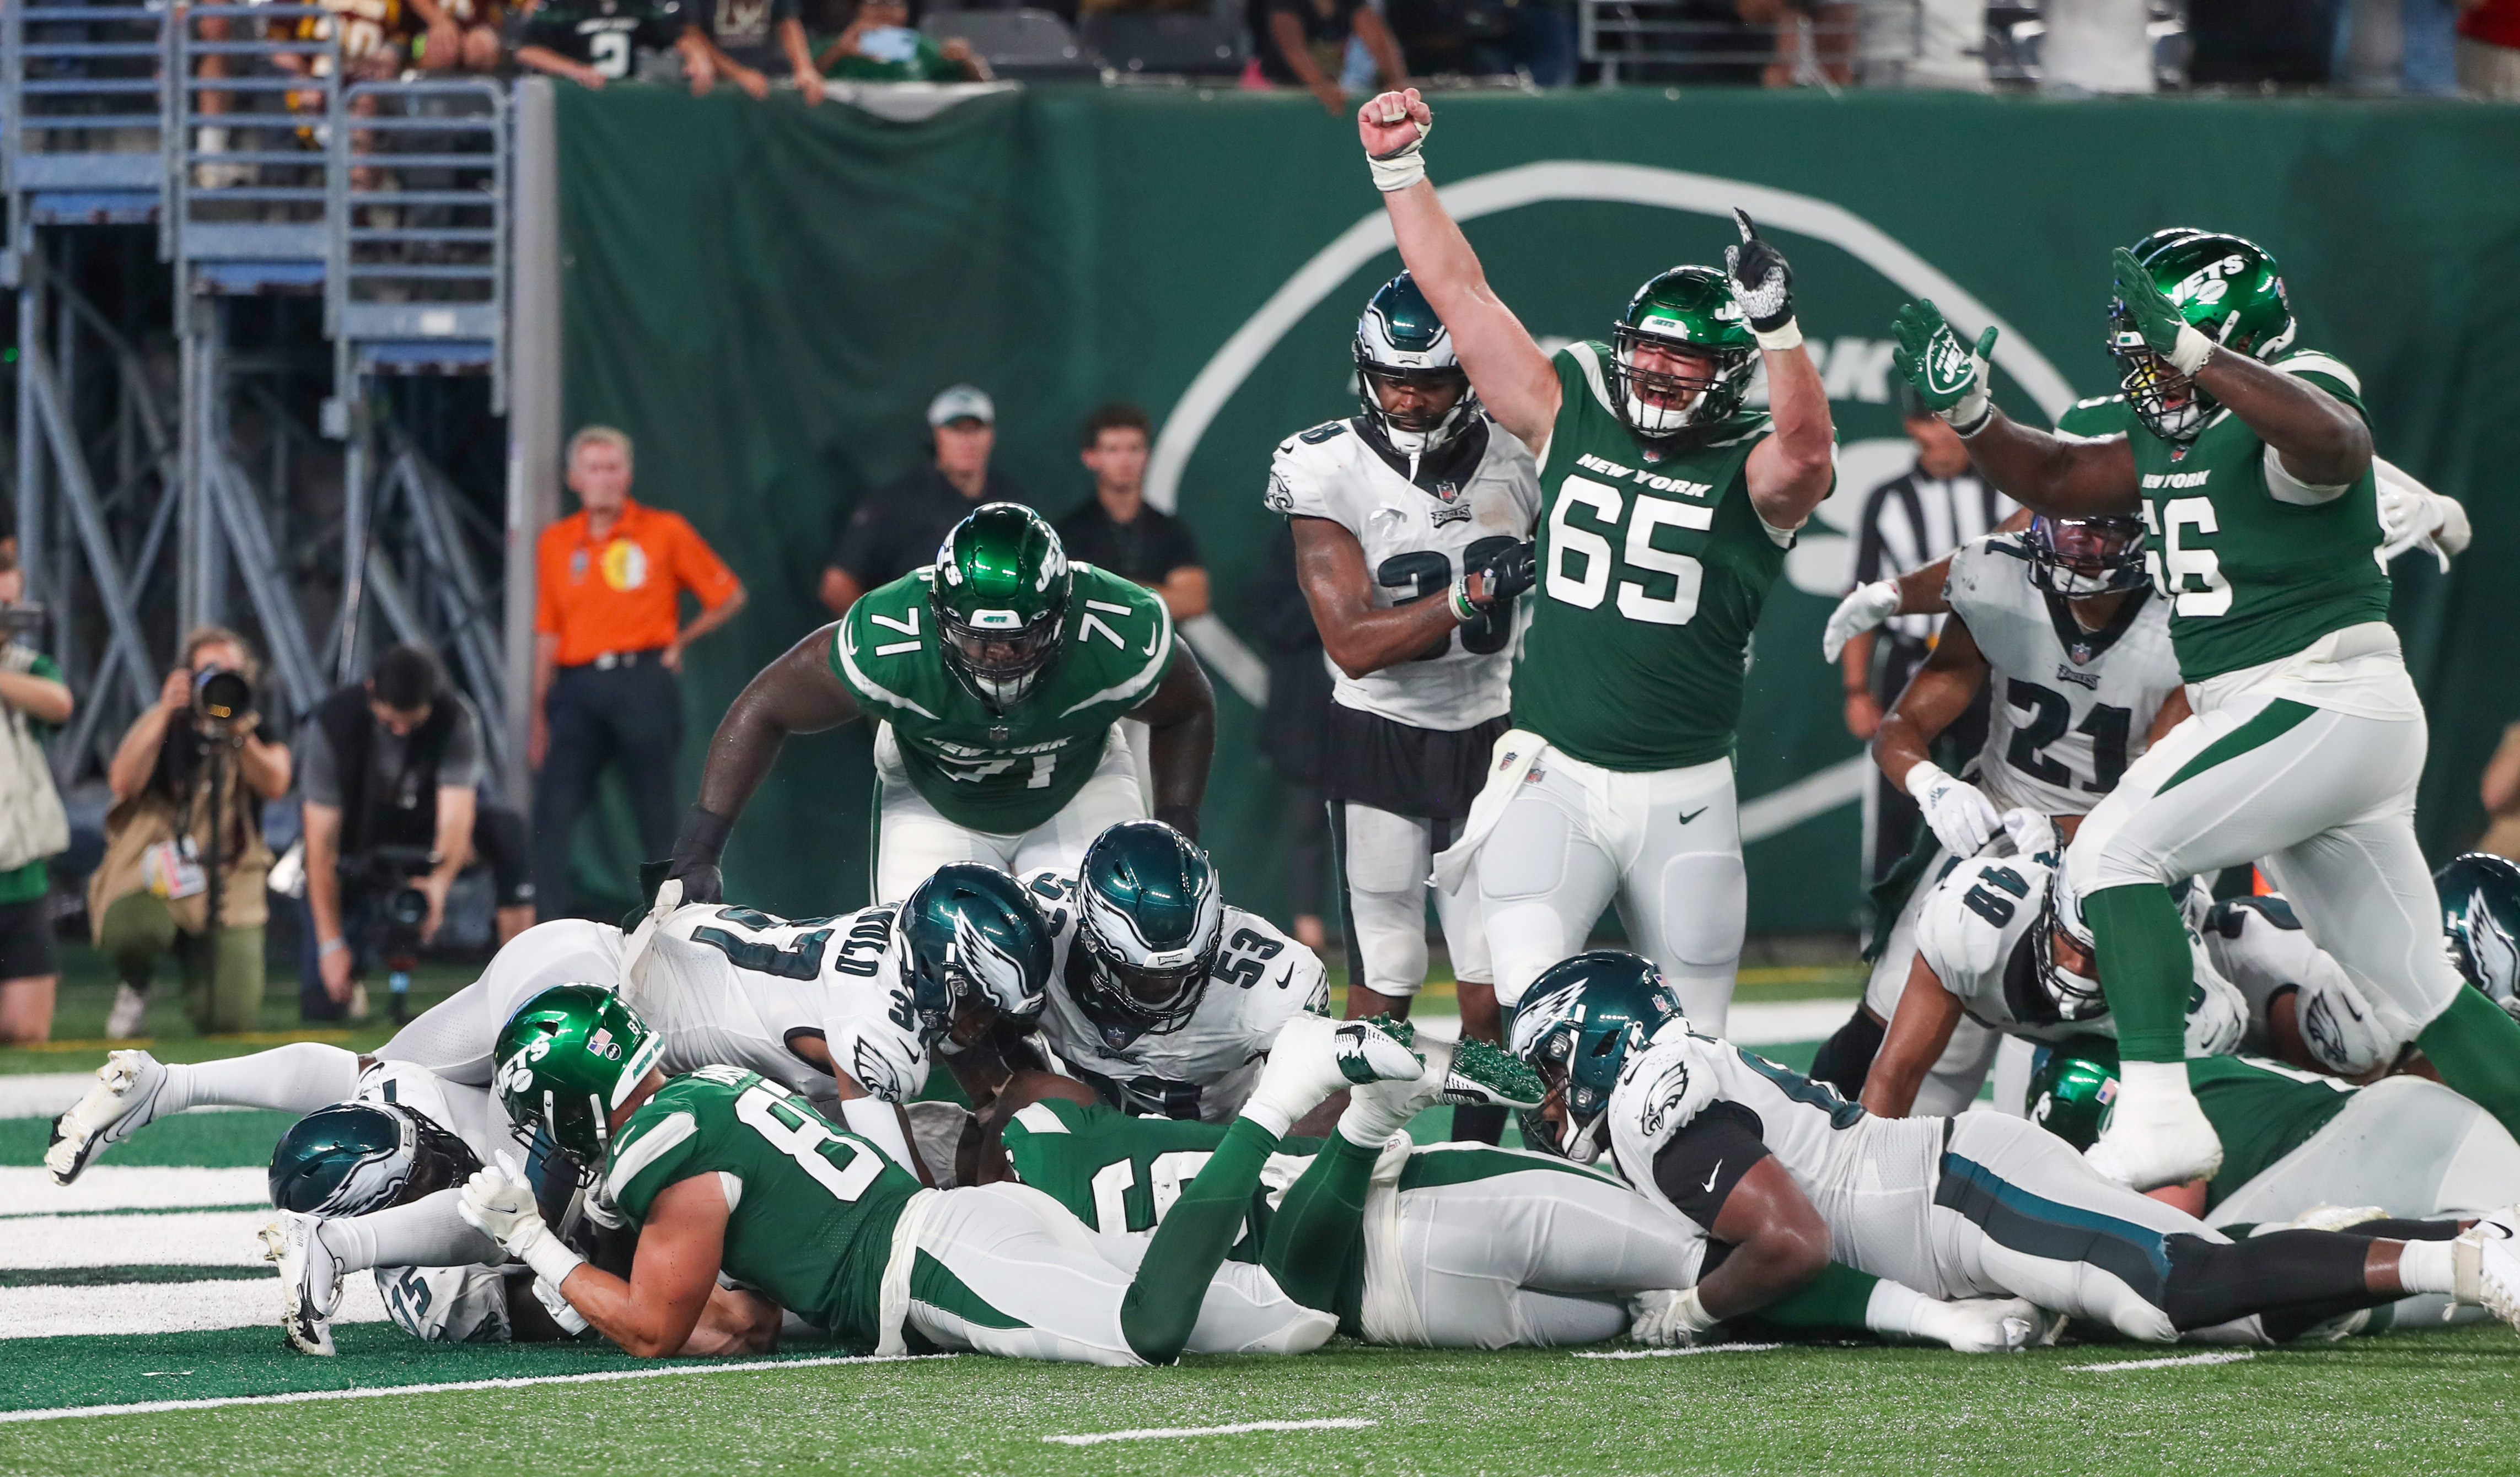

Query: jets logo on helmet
[491,984,663,1178]
[1607,266,1758,441]
[1071,821,1226,1044]
[1354,271,1479,465]
[2109,230,2296,443]
[931,504,1073,710]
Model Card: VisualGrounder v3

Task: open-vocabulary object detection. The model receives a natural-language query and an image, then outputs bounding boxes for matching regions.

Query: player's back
[604,1067,925,1347]
[998,1096,1302,1250]
[655,902,934,1100]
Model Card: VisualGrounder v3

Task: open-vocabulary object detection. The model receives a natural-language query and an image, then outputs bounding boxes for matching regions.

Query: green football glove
[2111,246,2214,373]
[1890,299,1998,435]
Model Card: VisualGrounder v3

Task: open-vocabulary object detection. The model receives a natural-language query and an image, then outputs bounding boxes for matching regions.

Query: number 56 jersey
[1945,533,2182,818]
[1265,415,1539,731]
[1022,870,1330,1123]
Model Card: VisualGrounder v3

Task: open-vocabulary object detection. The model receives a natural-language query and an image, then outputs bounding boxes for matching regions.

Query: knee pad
[1476,800,1570,903]
[1650,851,1747,969]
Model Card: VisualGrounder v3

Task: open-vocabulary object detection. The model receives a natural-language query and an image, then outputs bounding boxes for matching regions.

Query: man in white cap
[821,384,1030,616]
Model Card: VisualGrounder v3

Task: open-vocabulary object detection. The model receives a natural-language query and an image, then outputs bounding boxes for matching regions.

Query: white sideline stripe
[0,1075,256,1120]
[1044,1418,1377,1446]
[1725,1000,1862,1048]
[0,1210,273,1268]
[0,1352,958,1425]
[2067,1350,2258,1373]
[0,1276,390,1339]
[0,1167,271,1215]
[1739,756,1872,844]
[1576,1342,1785,1360]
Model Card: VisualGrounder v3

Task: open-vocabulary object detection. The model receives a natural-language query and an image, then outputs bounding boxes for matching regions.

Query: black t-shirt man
[1259,0,1365,80]
[826,463,1029,595]
[1052,498,1201,589]
[698,0,796,68]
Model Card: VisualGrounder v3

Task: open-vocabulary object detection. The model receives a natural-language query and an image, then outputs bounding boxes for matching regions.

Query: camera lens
[387,887,431,930]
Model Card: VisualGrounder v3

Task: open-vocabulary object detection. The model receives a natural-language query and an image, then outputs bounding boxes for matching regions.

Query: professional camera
[350,844,438,1022]
[0,603,46,641]
[191,666,255,738]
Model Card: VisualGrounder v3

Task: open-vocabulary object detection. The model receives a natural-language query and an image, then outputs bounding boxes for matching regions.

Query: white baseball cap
[927,384,995,428]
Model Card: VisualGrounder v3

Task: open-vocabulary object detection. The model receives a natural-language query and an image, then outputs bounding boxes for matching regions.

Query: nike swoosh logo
[1678,807,1708,825]
[1701,1159,1723,1193]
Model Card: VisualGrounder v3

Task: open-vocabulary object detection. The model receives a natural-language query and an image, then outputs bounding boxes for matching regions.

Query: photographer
[95,628,293,1038]
[0,549,73,1043]
[297,644,532,1022]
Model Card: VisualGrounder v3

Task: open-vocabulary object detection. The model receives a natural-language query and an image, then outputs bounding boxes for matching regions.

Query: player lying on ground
[49,864,1052,1188]
[461,987,1426,1363]
[2028,1046,2520,1335]
[1808,510,2189,1112]
[966,1056,2044,1352]
[1509,950,2520,1344]
[1892,228,2520,1189]
[666,503,1215,908]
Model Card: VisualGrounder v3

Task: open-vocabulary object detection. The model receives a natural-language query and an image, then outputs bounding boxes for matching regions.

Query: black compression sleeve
[2162,1231,2383,1332]
[1650,1101,1771,1231]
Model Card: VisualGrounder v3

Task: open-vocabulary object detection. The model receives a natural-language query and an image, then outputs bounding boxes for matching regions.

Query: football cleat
[45,1049,168,1185]
[264,1212,343,1356]
[2454,1209,2520,1333]
[1246,1015,1423,1128]
[1936,1297,2062,1354]
[1339,1028,1540,1145]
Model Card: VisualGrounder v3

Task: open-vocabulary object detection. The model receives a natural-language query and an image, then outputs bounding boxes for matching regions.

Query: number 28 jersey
[1265,416,1539,732]
[1511,344,1799,773]
[1021,869,1329,1123]
[1944,533,2180,818]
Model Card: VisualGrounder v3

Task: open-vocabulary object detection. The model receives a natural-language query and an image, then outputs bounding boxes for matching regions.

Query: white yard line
[1575,1342,1785,1360]
[1726,1000,1861,1047]
[2066,1350,2257,1373]
[0,1352,957,1425]
[0,1275,390,1339]
[1044,1418,1378,1446]
[0,1210,275,1268]
[0,1167,270,1215]
[0,1073,104,1120]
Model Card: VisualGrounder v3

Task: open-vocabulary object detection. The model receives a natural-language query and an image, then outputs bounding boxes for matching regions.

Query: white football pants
[873,725,1145,905]
[1335,801,1492,998]
[1476,750,1744,1031]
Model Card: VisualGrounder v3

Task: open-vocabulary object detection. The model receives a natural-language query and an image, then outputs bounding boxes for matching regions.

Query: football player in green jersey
[2028,1047,2520,1333]
[664,503,1215,908]
[1890,230,2518,1195]
[1356,89,1838,1034]
[459,983,1427,1362]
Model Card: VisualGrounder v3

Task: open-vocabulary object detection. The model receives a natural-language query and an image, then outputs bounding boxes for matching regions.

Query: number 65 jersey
[1945,532,2182,818]
[1265,414,1538,731]
[1020,870,1330,1123]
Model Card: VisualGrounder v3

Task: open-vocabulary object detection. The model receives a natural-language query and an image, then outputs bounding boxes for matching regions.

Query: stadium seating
[1078,11,1248,75]
[920,9,1102,77]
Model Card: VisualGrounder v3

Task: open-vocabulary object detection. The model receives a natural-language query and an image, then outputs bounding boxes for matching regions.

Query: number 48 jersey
[1020,870,1330,1122]
[1944,532,2181,818]
[1265,415,1539,731]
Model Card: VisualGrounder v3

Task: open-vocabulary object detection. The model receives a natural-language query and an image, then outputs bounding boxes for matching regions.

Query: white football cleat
[264,1212,343,1356]
[45,1049,168,1185]
[1933,1297,2061,1354]
[104,983,149,1041]
[2083,1067,2222,1190]
[1247,1015,1422,1126]
[2451,1208,2520,1333]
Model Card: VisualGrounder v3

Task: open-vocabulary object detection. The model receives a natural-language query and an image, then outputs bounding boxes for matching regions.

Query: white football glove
[458,1153,585,1287]
[2375,460,2468,570]
[1629,1287,1720,1348]
[1822,580,1901,664]
[531,1273,592,1335]
[1905,761,2002,858]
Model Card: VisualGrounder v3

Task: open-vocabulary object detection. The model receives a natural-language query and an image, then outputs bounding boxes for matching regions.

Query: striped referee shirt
[1850,466,2015,647]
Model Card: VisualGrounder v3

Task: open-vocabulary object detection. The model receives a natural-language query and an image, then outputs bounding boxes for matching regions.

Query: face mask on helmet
[492,984,662,1177]
[268,1101,483,1219]
[1356,364,1475,458]
[1072,822,1224,1039]
[931,504,1072,711]
[2026,515,2149,597]
[939,611,1062,708]
[1506,952,1680,1165]
[1609,330,1738,439]
[2033,874,2107,1021]
[2108,234,2295,445]
[1517,1022,1621,1166]
[901,864,1054,1048]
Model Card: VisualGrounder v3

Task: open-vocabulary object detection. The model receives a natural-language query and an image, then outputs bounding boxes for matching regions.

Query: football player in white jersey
[1013,821,1329,1124]
[1269,272,1540,1141]
[1808,513,2189,1113]
[1511,951,2520,1346]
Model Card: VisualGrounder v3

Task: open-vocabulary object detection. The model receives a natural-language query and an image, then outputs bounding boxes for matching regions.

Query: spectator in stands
[819,385,1025,616]
[1055,404,1208,622]
[296,644,534,1024]
[816,0,993,81]
[94,628,293,1040]
[531,427,746,921]
[0,552,72,1044]
[415,0,507,72]
[511,0,723,92]
[1598,0,1770,82]
[696,0,829,100]
[1748,0,1851,84]
[1260,0,1407,112]
[1839,386,2012,883]
[1250,526,1334,952]
[2459,0,2520,94]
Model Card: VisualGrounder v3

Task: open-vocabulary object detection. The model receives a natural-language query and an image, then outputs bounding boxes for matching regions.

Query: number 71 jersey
[1022,870,1330,1122]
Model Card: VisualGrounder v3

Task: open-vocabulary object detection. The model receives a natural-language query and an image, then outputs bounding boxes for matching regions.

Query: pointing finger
[1732,207,1758,242]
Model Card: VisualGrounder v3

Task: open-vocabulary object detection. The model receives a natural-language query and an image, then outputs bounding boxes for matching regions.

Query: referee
[530,427,745,920]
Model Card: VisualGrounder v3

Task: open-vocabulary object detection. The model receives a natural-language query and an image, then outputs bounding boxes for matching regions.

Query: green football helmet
[1507,951,1685,1165]
[2025,1049,2120,1153]
[268,1101,481,1218]
[2437,853,2520,1020]
[1355,271,1478,458]
[492,984,664,1173]
[931,503,1072,710]
[2109,230,2296,443]
[1608,265,1758,441]
[1070,821,1224,1047]
[898,863,1054,1046]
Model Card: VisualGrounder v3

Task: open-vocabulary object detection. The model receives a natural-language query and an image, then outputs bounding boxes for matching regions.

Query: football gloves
[2376,459,2469,570]
[1905,761,2002,858]
[1629,1286,1720,1347]
[1724,209,1796,342]
[459,1153,588,1290]
[665,805,732,906]
[1822,579,1900,664]
[1891,300,1998,436]
[1479,540,1537,604]
[2111,246,2215,374]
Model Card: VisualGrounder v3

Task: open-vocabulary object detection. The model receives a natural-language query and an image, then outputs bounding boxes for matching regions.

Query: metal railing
[165,3,342,274]
[2,0,169,265]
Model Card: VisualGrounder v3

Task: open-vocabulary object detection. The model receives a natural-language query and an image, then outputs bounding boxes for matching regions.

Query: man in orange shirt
[531,427,746,920]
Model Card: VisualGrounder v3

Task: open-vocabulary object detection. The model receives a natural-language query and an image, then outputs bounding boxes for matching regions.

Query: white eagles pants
[377,919,626,1086]
[1474,750,1745,1032]
[1362,1156,1706,1348]
[1336,801,1492,997]
[873,725,1146,905]
[1858,845,2005,1117]
[2068,688,2463,1047]
[893,1182,1331,1365]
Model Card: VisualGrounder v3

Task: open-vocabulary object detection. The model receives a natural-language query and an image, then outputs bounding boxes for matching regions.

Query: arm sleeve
[437,699,486,793]
[533,531,565,635]
[1648,1102,1771,1233]
[669,516,742,610]
[298,719,341,807]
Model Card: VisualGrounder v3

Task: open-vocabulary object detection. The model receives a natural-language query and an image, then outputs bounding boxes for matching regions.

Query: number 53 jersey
[1021,870,1330,1122]
[1944,532,2180,818]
